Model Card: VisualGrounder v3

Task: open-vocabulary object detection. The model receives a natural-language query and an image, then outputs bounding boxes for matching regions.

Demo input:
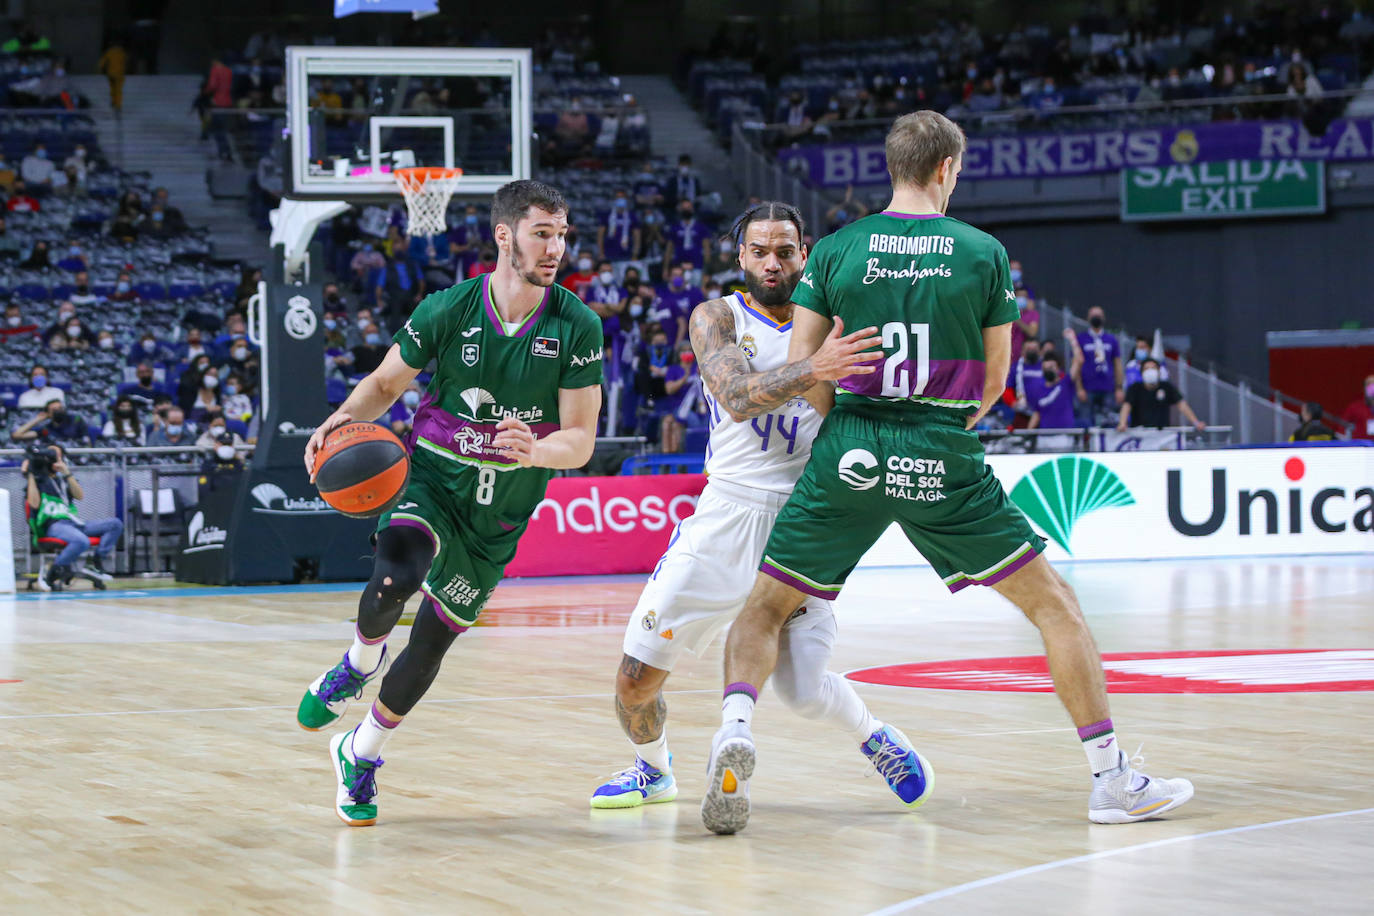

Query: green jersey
[793,210,1019,413]
[395,273,604,520]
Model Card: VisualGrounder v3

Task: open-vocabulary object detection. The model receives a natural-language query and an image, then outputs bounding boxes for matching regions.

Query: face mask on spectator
[1367,382,1374,400]
[138,374,153,385]
[7,316,20,327]
[1089,315,1104,330]
[117,281,130,293]
[577,257,592,272]
[465,214,478,225]
[1135,347,1149,361]
[59,308,75,321]
[1142,367,1160,385]
[402,390,420,408]
[153,212,164,223]
[35,148,47,159]
[720,239,734,253]
[1023,349,1040,365]
[1016,295,1027,309]
[166,423,183,436]
[670,275,683,289]
[66,324,82,338]
[365,332,382,345]
[629,303,644,318]
[614,198,627,210]
[357,317,370,329]
[598,271,614,285]
[224,383,238,396]
[1010,268,1022,284]
[232,346,248,361]
[209,423,226,436]
[142,339,156,352]
[69,246,81,256]
[1043,366,1059,385]
[32,374,46,388]
[203,375,219,389]
[99,337,114,350]
[323,318,337,330]
[216,444,236,461]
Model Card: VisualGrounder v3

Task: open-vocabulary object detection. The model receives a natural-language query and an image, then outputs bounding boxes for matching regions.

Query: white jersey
[701,292,822,494]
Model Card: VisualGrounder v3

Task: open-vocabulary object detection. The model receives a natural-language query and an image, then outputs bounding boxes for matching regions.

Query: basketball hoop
[395,166,463,238]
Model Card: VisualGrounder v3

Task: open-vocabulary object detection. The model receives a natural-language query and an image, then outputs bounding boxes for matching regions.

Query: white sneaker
[701,721,754,835]
[1089,750,1194,824]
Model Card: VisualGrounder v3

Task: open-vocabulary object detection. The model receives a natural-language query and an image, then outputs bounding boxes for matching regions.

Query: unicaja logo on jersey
[838,448,880,491]
[1008,456,1134,554]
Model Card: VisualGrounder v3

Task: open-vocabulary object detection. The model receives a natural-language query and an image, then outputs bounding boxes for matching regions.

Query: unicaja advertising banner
[858,448,1374,569]
[506,474,705,577]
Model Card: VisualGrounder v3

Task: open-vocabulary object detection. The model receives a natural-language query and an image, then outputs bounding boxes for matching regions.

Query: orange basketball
[313,423,411,519]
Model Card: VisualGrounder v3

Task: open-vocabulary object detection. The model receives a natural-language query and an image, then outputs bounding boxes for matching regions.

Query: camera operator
[23,445,123,590]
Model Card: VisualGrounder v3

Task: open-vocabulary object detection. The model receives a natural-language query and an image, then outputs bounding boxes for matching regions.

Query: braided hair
[723,200,806,247]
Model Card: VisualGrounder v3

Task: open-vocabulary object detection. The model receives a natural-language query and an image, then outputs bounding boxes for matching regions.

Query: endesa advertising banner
[859,447,1374,569]
[506,474,705,577]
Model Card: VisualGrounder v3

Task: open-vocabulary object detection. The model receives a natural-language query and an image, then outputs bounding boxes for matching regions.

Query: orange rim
[395,166,463,189]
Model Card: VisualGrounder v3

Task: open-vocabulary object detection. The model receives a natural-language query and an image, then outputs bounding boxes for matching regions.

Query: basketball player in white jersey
[590,202,934,810]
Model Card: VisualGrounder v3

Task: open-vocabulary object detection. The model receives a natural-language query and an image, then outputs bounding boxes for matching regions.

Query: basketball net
[395,166,463,238]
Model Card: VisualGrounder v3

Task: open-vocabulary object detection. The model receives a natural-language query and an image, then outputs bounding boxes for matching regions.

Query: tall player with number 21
[296,180,605,827]
[701,112,1195,835]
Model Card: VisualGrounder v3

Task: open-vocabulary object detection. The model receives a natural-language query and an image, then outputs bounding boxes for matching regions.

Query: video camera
[25,443,59,477]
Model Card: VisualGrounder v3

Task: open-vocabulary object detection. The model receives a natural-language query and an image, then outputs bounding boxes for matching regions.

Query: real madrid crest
[739,334,757,359]
[642,609,657,631]
[284,295,317,340]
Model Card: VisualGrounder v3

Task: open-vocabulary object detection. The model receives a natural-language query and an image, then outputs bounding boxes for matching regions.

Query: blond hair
[885,110,967,188]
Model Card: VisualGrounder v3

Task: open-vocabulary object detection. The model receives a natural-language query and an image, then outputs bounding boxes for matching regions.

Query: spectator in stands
[1074,306,1124,426]
[110,192,145,239]
[147,406,195,447]
[655,263,698,347]
[187,364,223,424]
[777,92,814,141]
[1010,336,1045,413]
[2,303,37,337]
[20,142,55,189]
[825,185,869,234]
[672,154,700,207]
[143,204,184,239]
[551,101,591,159]
[19,366,64,410]
[586,258,627,338]
[449,206,490,280]
[665,201,710,273]
[1123,334,1169,387]
[219,373,255,425]
[50,312,94,352]
[1005,289,1037,356]
[178,355,213,411]
[563,254,597,298]
[7,180,40,213]
[1291,402,1336,442]
[344,308,387,348]
[1028,334,1083,435]
[375,249,425,319]
[1286,62,1323,101]
[633,161,664,209]
[98,38,127,113]
[196,416,247,454]
[233,267,261,309]
[351,323,389,375]
[638,208,667,275]
[120,363,165,408]
[96,330,117,352]
[1118,358,1206,432]
[322,282,348,314]
[68,270,99,305]
[658,342,699,453]
[111,271,138,303]
[62,145,89,187]
[389,381,423,438]
[1341,374,1374,440]
[0,215,18,259]
[14,398,87,444]
[180,327,209,365]
[57,240,88,271]
[244,29,284,64]
[221,339,256,381]
[128,333,168,367]
[598,190,639,268]
[350,243,386,291]
[22,240,52,269]
[206,55,235,160]
[467,243,498,279]
[152,188,185,229]
[102,396,146,445]
[703,236,741,287]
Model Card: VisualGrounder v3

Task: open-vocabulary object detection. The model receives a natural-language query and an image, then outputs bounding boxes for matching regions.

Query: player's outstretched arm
[304,344,420,480]
[689,298,880,423]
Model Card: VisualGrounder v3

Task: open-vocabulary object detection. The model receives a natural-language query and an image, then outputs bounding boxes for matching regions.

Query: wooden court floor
[2,557,1373,915]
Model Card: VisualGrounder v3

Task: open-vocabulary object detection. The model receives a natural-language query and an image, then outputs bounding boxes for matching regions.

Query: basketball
[313,423,411,519]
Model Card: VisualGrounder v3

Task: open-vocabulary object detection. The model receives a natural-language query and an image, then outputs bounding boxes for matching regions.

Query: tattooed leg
[615,654,671,744]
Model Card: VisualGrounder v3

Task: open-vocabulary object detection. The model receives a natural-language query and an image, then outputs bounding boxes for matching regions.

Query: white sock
[721,691,755,727]
[851,709,882,744]
[347,630,387,674]
[350,704,399,761]
[633,731,671,773]
[1080,720,1124,776]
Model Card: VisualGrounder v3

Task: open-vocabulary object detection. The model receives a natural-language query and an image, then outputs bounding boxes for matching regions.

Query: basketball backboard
[285,46,532,200]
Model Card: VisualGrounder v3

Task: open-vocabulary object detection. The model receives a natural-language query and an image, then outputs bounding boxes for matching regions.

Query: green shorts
[375,457,524,629]
[761,402,1045,599]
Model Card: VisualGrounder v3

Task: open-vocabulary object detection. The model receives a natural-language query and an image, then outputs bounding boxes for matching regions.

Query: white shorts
[622,477,835,671]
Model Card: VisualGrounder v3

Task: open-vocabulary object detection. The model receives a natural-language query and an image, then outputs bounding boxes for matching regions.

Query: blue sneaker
[330,729,383,827]
[297,649,388,731]
[862,725,934,809]
[590,755,678,808]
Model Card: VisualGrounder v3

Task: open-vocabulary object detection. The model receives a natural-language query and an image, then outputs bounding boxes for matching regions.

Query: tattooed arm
[688,297,882,423]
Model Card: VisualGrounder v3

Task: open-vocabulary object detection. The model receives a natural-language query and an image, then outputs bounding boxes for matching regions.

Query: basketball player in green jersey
[701,112,1194,834]
[296,180,604,826]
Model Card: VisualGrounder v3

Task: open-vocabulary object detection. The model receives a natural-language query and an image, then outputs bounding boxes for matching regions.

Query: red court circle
[847,650,1374,694]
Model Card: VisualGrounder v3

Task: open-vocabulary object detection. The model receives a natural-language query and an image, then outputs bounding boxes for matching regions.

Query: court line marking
[865,806,1374,914]
[0,689,719,721]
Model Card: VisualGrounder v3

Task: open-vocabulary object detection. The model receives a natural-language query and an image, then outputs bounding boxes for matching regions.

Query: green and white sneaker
[330,729,383,827]
[297,649,388,731]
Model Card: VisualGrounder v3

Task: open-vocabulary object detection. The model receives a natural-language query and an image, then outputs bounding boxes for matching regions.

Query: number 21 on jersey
[880,321,931,399]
